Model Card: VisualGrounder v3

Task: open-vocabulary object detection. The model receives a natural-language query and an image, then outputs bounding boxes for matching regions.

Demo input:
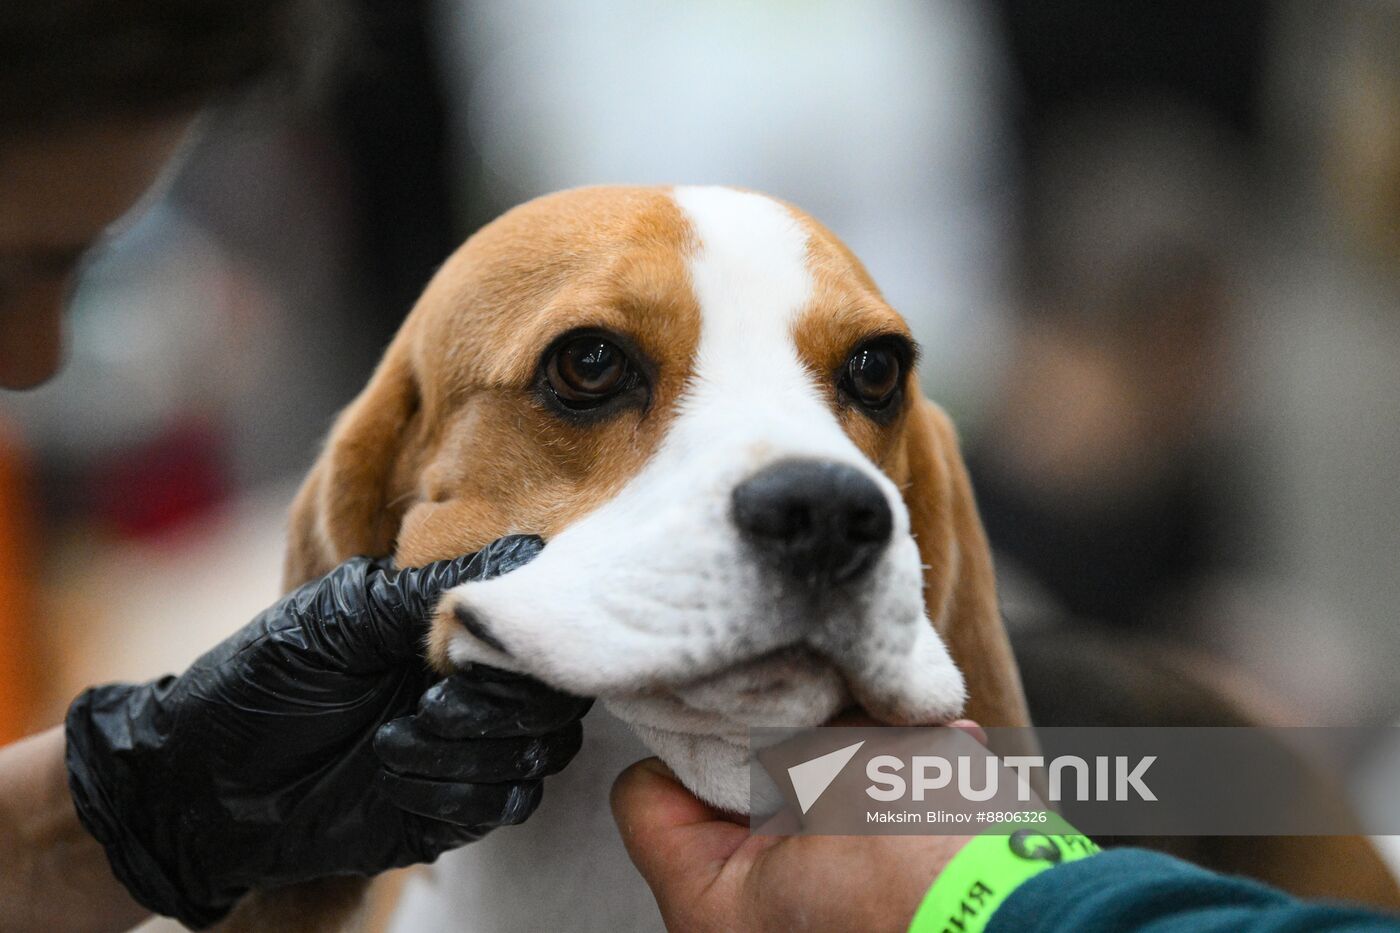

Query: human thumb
[611,758,750,913]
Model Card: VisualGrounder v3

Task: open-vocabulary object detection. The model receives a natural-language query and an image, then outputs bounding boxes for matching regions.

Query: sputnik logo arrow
[787,741,865,814]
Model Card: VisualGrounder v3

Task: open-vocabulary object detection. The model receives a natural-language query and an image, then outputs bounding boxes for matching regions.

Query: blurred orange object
[0,420,37,743]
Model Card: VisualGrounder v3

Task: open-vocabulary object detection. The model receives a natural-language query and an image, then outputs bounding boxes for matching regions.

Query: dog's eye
[843,341,903,410]
[546,335,629,405]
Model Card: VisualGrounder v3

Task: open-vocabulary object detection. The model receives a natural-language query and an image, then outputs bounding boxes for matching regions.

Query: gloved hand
[64,534,589,929]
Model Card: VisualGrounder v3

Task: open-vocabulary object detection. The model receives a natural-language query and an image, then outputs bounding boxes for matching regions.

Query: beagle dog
[227,185,1028,931]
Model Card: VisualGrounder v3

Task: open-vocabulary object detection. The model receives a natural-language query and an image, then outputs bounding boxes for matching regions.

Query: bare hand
[611,757,972,932]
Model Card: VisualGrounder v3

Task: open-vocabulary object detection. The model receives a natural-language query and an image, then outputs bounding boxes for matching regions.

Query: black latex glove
[65,534,589,929]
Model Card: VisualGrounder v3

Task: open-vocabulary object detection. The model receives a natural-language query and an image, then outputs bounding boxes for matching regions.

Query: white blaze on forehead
[673,185,812,373]
[670,185,860,464]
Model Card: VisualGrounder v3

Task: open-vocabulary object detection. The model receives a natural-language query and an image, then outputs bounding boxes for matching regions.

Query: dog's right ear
[284,344,421,589]
[899,395,1031,728]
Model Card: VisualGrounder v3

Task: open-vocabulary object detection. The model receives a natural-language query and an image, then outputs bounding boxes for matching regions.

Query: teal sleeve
[986,848,1400,933]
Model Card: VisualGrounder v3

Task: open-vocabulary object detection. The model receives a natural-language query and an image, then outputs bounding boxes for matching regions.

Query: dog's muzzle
[436,438,967,812]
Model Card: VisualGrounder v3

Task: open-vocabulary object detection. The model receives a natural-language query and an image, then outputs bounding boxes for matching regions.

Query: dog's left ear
[899,395,1030,727]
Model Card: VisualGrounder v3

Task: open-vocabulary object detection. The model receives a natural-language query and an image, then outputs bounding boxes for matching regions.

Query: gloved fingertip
[534,720,586,776]
[570,696,596,722]
[416,675,591,740]
[466,534,545,583]
[373,716,413,762]
[497,780,544,826]
[379,770,544,829]
[510,692,594,737]
[416,677,453,715]
[412,816,488,860]
[485,533,546,557]
[384,536,545,625]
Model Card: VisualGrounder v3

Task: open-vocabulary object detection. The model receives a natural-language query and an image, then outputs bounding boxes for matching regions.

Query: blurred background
[1,0,1399,854]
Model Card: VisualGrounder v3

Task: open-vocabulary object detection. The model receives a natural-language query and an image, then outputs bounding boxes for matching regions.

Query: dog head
[286,185,1027,810]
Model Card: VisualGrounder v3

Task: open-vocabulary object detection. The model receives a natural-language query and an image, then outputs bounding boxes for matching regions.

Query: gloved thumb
[360,535,546,665]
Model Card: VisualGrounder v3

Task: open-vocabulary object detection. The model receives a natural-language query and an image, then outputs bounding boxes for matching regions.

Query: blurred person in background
[971,0,1400,899]
[980,0,1400,730]
[971,102,1245,637]
[976,0,1266,640]
[0,4,588,930]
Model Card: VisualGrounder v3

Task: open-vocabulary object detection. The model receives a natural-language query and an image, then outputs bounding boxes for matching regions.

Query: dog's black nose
[731,458,893,585]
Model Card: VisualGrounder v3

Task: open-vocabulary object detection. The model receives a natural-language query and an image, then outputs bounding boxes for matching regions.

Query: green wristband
[907,813,1100,933]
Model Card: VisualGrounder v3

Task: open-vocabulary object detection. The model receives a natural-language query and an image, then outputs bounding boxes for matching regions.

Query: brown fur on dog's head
[286,188,698,584]
[283,185,1028,728]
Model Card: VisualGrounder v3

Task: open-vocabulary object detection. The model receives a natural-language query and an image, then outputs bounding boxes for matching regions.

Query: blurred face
[0,116,191,389]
